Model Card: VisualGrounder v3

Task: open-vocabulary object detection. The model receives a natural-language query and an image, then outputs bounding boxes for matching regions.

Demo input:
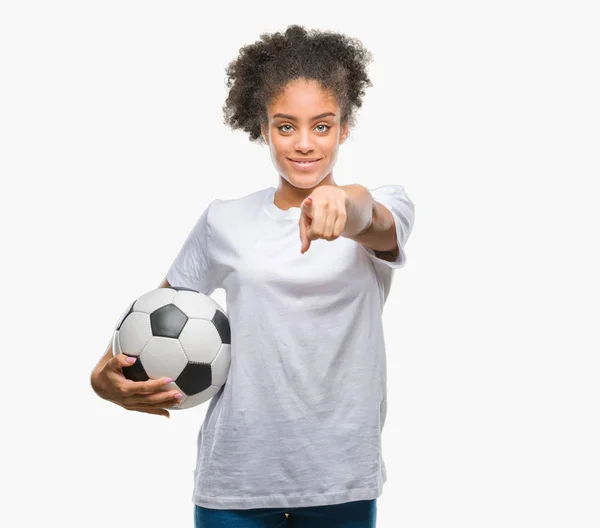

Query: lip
[288,158,322,170]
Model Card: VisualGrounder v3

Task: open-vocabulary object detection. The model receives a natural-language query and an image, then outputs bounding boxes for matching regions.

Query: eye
[277,124,331,133]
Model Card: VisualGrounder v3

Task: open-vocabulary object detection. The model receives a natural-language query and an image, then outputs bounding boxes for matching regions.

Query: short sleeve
[166,200,219,295]
[361,185,415,269]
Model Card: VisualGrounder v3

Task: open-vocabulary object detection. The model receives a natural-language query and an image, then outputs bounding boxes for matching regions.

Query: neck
[274,172,337,210]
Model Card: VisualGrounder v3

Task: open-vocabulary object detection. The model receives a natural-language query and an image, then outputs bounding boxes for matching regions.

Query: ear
[260,123,269,144]
[339,118,350,145]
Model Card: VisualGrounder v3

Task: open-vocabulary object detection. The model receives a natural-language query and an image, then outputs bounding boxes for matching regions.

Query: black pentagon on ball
[213,310,231,345]
[122,355,150,382]
[176,362,212,395]
[150,304,188,338]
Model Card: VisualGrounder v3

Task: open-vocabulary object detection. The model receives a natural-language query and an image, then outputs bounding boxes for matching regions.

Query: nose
[294,129,315,153]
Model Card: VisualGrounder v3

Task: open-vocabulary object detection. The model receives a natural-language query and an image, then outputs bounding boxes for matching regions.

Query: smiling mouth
[288,158,322,164]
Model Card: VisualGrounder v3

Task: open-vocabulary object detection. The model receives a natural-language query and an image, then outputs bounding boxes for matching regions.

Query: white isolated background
[1,1,598,527]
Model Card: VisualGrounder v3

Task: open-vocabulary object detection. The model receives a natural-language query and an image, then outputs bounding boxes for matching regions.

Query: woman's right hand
[91,353,182,418]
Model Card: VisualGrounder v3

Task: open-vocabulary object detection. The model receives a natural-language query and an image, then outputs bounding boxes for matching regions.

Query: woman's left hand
[299,185,348,254]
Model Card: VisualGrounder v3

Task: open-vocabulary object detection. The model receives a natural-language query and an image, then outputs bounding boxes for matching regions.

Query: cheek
[322,141,338,160]
[270,138,287,156]
[320,135,337,150]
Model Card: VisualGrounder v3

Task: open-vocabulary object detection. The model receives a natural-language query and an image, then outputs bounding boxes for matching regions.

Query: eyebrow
[272,112,336,121]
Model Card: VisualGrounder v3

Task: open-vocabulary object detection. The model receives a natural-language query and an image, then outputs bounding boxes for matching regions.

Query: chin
[283,173,325,189]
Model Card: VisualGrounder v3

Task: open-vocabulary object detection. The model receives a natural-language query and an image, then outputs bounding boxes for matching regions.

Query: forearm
[342,184,399,254]
[340,184,374,237]
[91,340,113,395]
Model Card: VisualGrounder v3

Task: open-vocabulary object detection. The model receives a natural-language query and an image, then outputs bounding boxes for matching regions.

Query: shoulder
[369,184,410,199]
[208,187,272,223]
[368,184,415,217]
[211,187,271,208]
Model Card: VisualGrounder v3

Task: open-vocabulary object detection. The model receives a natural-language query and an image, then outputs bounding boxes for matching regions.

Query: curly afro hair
[222,24,374,145]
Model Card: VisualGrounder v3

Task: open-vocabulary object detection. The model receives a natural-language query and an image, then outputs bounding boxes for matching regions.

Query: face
[261,78,349,191]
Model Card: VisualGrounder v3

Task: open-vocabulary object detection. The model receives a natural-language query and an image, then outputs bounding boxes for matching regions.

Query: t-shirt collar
[262,187,302,221]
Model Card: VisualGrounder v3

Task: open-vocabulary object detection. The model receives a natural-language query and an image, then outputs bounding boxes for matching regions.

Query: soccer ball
[112,286,231,410]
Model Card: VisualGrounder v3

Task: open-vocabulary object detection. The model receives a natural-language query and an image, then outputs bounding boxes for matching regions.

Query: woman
[91,24,415,528]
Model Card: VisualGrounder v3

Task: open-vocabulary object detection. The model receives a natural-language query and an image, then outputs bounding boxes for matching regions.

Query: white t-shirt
[166,184,415,510]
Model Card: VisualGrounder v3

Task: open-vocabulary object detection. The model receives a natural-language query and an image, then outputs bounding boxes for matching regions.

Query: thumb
[111,353,137,372]
[301,195,313,211]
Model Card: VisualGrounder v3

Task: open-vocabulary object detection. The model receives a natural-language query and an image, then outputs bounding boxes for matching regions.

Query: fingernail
[126,357,136,364]
[174,393,183,399]
[163,377,173,384]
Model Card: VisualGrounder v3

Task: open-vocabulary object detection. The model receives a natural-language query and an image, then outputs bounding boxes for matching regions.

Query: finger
[119,375,174,396]
[301,224,311,254]
[124,389,182,407]
[301,238,311,254]
[299,216,308,253]
[301,195,313,214]
[108,353,138,373]
[310,202,327,241]
[323,209,338,240]
[333,209,347,237]
[300,197,313,253]
[127,399,179,411]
